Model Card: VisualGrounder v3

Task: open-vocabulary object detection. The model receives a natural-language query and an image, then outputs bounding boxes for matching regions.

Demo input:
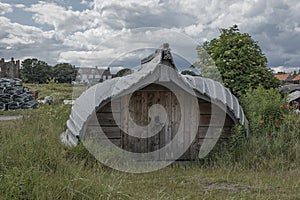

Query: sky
[0,0,300,73]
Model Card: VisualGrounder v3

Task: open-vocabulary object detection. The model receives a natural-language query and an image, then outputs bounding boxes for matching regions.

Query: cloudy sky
[0,0,300,73]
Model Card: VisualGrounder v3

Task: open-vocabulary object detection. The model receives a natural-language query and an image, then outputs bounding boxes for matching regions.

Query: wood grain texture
[93,84,236,160]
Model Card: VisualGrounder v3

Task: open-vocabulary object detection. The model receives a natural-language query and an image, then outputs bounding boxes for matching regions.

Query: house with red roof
[292,73,300,84]
[274,73,293,85]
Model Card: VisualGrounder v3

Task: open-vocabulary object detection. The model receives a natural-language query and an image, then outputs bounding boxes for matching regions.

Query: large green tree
[195,25,280,95]
[21,58,53,84]
[53,63,78,83]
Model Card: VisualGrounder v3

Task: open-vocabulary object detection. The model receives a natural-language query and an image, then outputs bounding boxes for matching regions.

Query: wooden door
[95,84,235,161]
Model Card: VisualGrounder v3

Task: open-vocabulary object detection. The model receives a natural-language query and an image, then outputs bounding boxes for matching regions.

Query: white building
[76,67,112,85]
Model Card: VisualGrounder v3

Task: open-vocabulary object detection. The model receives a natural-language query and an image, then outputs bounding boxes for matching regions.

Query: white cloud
[0,17,43,46]
[58,28,200,68]
[14,4,26,9]
[184,24,204,37]
[63,26,118,50]
[272,66,300,73]
[0,2,12,15]
[58,49,116,67]
[0,0,299,72]
[25,1,95,33]
[0,15,66,65]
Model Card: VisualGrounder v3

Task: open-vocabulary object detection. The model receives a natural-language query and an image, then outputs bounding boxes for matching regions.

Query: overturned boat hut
[63,44,248,161]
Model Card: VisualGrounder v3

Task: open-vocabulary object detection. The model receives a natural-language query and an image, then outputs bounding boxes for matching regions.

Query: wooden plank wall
[91,84,235,161]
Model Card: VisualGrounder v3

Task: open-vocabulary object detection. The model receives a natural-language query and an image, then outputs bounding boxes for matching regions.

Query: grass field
[24,82,86,101]
[1,84,300,199]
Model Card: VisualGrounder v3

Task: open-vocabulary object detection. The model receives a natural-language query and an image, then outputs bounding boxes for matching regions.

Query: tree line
[20,58,77,84]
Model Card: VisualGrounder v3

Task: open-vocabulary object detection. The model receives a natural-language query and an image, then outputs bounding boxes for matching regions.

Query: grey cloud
[1,0,300,72]
[243,1,267,18]
[100,4,195,29]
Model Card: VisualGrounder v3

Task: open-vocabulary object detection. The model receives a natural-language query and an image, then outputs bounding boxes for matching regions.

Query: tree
[181,70,197,76]
[20,58,53,83]
[116,68,132,77]
[53,63,78,83]
[195,25,280,95]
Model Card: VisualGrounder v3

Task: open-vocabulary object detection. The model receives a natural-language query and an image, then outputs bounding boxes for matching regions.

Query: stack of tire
[0,78,39,111]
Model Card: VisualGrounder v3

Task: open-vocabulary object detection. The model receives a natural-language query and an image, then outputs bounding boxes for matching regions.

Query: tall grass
[0,105,129,199]
[1,84,300,199]
[202,86,300,170]
[24,83,75,100]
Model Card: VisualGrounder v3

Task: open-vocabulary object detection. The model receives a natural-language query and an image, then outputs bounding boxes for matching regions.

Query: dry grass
[1,84,299,199]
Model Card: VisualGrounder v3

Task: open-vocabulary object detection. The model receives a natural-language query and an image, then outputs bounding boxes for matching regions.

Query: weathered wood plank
[198,127,231,139]
[199,114,234,126]
[145,91,162,156]
[128,92,137,152]
[152,91,161,153]
[134,91,143,152]
[97,112,120,126]
[170,92,180,160]
[181,92,191,160]
[199,102,228,115]
[186,93,200,160]
[173,91,185,160]
[86,126,121,139]
[94,84,236,161]
[140,91,148,153]
[121,94,129,150]
[199,102,211,114]
[102,126,121,138]
[159,91,172,159]
[98,100,121,113]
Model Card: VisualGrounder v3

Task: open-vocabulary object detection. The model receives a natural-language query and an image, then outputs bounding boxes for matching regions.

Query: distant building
[274,73,293,85]
[292,73,300,84]
[0,58,20,78]
[277,71,300,94]
[76,67,112,85]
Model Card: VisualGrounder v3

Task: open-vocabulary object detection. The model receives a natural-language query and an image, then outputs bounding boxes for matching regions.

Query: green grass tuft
[1,84,300,199]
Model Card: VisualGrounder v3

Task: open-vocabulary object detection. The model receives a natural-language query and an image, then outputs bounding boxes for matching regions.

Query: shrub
[240,85,288,135]
[202,86,300,170]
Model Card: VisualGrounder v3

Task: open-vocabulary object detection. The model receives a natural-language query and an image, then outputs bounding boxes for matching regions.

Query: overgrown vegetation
[1,84,300,199]
[204,86,300,171]
[24,82,81,101]
[192,25,299,174]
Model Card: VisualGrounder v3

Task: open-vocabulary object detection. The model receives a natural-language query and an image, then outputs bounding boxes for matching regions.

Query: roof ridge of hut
[140,43,176,70]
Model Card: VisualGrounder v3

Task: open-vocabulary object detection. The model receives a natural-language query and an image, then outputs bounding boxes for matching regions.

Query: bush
[202,85,300,170]
[240,85,288,134]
